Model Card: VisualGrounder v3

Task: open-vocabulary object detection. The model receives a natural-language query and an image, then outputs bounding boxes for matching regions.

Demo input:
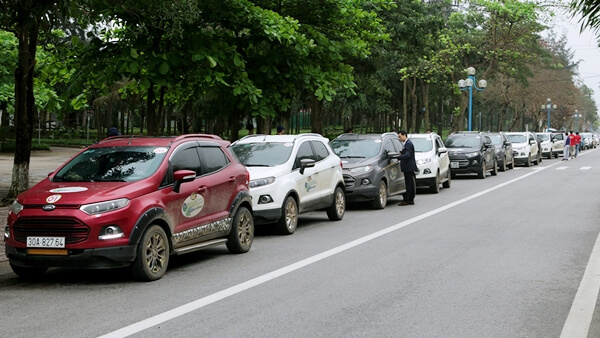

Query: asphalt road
[1,147,599,337]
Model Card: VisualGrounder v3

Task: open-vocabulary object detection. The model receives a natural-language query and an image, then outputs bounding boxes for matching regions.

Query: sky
[550,9,600,122]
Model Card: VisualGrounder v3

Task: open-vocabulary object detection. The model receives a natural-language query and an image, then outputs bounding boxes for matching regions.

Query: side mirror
[173,169,196,193]
[387,151,400,162]
[437,147,448,155]
[299,158,316,175]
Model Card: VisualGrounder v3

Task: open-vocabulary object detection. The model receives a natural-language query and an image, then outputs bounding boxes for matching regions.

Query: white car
[410,132,451,193]
[537,132,563,159]
[231,133,345,235]
[505,131,540,166]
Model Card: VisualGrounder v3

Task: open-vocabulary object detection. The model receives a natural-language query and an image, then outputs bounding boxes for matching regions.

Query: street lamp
[541,98,557,131]
[458,67,487,131]
[573,110,583,132]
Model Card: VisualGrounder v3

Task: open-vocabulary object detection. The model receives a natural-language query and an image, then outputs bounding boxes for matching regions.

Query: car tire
[10,263,47,279]
[478,161,486,179]
[499,156,506,172]
[371,180,388,209]
[442,167,451,189]
[131,224,169,282]
[226,206,254,253]
[429,171,440,194]
[491,159,498,176]
[277,196,298,235]
[525,154,531,167]
[509,157,515,169]
[326,186,345,221]
[534,153,540,165]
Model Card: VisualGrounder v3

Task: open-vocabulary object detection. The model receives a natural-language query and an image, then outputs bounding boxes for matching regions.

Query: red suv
[4,134,254,281]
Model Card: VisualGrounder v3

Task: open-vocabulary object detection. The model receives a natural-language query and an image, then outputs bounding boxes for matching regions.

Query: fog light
[258,195,273,204]
[472,160,479,165]
[423,169,431,174]
[99,225,124,240]
[361,178,371,185]
[4,226,10,239]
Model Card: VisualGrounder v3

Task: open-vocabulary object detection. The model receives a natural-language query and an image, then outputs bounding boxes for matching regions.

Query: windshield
[53,146,168,182]
[231,142,294,166]
[488,135,503,145]
[329,139,382,158]
[411,138,433,152]
[537,134,549,141]
[506,134,527,143]
[444,135,481,148]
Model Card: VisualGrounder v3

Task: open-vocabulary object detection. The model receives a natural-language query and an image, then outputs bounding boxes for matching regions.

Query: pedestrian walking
[574,132,581,157]
[398,130,417,206]
[563,131,570,161]
[569,131,576,159]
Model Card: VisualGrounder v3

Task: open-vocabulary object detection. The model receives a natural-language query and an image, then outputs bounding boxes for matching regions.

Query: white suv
[505,131,540,166]
[231,133,345,235]
[410,133,451,193]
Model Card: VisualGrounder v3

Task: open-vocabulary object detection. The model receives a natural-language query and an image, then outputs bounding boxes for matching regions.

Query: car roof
[93,134,227,148]
[232,133,328,145]
[332,132,398,140]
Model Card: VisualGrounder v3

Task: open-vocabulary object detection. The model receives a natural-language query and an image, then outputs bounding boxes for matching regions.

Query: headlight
[10,200,23,215]
[466,152,480,158]
[417,158,432,165]
[349,165,374,175]
[249,176,275,188]
[80,198,129,215]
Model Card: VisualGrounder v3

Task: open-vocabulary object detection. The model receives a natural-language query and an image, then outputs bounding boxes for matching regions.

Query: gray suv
[330,132,406,209]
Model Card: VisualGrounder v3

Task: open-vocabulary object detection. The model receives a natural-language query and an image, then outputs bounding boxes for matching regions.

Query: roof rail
[174,134,223,141]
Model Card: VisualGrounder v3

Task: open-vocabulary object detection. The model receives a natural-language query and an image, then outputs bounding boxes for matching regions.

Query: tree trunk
[8,19,38,199]
[410,76,418,133]
[402,78,408,131]
[146,83,156,135]
[310,96,323,135]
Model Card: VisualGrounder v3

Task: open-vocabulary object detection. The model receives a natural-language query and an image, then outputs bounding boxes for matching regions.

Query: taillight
[245,171,250,185]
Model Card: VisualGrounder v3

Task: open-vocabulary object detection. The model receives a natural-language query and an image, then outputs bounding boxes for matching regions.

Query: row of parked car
[3,129,597,281]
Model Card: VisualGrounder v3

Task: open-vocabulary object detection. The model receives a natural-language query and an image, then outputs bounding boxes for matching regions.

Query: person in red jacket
[569,131,577,159]
[574,132,582,157]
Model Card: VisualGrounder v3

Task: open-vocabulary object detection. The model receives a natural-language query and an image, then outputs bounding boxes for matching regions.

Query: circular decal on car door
[181,192,205,218]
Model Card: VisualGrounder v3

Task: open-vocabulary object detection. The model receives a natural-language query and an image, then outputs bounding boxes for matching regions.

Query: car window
[445,135,481,148]
[171,145,202,176]
[310,140,330,162]
[200,146,229,174]
[391,138,403,152]
[231,142,294,166]
[537,134,549,141]
[383,138,396,155]
[293,141,315,170]
[53,146,167,182]
[435,137,443,150]
[411,138,433,152]
[488,134,503,145]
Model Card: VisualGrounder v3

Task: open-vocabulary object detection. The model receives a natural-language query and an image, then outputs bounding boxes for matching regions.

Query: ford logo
[42,204,56,211]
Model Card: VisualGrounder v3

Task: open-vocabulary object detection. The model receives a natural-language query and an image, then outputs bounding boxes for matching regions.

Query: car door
[165,142,216,247]
[483,135,495,169]
[436,136,450,178]
[292,140,321,211]
[390,137,406,193]
[310,140,337,205]
[197,142,234,223]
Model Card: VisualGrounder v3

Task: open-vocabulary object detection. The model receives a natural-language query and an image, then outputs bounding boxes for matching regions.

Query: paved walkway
[0,147,83,265]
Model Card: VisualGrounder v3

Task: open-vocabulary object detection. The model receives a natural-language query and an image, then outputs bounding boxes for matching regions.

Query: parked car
[582,132,596,149]
[445,131,497,179]
[505,131,540,166]
[231,133,345,235]
[550,132,566,158]
[329,132,405,208]
[5,134,254,281]
[488,132,514,171]
[536,132,563,159]
[409,132,451,193]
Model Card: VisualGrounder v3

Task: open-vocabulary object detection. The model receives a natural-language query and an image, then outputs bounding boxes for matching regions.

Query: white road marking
[580,166,591,170]
[560,228,600,338]
[100,160,595,338]
[556,167,568,170]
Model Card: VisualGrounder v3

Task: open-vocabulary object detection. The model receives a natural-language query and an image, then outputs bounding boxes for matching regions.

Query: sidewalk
[0,147,83,266]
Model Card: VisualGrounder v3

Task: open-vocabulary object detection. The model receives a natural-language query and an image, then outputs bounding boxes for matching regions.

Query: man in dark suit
[398,130,417,206]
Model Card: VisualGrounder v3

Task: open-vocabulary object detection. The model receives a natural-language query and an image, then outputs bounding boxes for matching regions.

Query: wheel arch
[129,208,173,252]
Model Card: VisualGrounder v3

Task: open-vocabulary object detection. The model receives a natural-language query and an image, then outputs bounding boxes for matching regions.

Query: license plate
[27,237,65,248]
[451,161,459,169]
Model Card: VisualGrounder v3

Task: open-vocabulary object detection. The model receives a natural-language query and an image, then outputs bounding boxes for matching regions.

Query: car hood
[447,148,477,154]
[511,142,528,147]
[16,178,158,206]
[414,152,434,160]
[246,165,291,180]
[339,157,376,169]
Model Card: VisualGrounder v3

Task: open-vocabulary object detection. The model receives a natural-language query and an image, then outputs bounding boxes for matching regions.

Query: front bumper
[5,244,137,269]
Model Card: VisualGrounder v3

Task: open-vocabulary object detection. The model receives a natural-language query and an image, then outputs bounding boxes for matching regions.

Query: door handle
[197,186,207,193]
[228,176,236,183]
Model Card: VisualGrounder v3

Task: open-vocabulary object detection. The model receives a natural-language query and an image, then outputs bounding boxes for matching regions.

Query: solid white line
[556,167,568,170]
[560,228,600,338]
[580,166,591,170]
[100,165,556,338]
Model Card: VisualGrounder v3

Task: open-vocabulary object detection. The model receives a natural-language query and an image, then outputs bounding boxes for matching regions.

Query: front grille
[343,174,356,188]
[12,218,90,244]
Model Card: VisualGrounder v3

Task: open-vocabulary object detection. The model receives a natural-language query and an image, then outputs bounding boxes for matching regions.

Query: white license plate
[451,161,459,169]
[27,237,65,248]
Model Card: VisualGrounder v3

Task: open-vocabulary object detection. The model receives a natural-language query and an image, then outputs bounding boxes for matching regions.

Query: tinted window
[383,138,396,154]
[310,141,330,161]
[506,134,527,143]
[391,138,403,152]
[445,135,481,148]
[201,146,229,174]
[294,141,314,169]
[330,138,381,158]
[171,146,202,176]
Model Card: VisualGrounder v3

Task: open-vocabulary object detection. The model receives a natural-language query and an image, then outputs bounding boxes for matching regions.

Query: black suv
[445,131,497,179]
[329,132,405,209]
